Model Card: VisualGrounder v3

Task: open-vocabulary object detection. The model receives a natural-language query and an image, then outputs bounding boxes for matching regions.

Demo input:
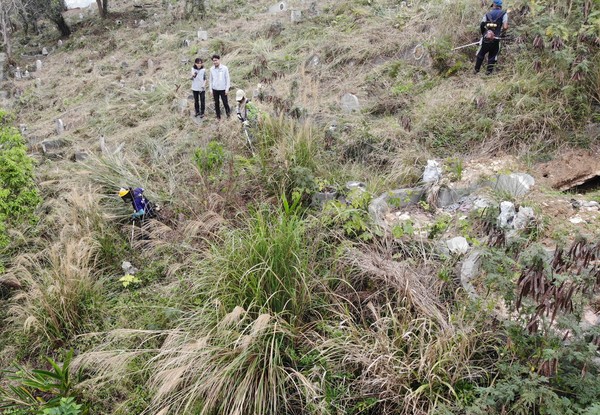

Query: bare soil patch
[536,148,600,191]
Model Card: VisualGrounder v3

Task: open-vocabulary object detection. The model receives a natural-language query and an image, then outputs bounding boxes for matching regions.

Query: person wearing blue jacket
[119,187,155,220]
[474,0,509,75]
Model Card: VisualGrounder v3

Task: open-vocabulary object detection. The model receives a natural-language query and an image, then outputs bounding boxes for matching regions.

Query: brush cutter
[130,221,136,246]
[452,41,481,51]
[452,37,513,51]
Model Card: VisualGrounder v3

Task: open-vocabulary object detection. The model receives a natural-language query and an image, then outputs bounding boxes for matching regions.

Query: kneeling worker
[118,187,156,220]
[235,89,259,126]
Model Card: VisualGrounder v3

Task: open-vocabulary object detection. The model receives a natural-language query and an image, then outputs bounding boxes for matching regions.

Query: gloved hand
[242,120,250,127]
[131,209,145,219]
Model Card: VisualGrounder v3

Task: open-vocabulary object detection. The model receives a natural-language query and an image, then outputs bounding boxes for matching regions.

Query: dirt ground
[457,150,600,243]
[536,148,600,191]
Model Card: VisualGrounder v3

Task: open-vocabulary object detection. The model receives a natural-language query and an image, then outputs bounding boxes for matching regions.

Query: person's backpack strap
[486,10,505,24]
[497,11,506,24]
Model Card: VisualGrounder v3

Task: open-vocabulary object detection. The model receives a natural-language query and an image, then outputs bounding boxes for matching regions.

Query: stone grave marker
[291,10,302,23]
[269,1,287,13]
[56,119,64,135]
[340,93,360,113]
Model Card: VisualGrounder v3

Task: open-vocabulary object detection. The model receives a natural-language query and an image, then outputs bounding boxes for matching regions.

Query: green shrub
[194,141,226,174]
[0,111,41,250]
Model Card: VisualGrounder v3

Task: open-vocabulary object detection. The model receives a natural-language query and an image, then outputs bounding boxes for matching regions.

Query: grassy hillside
[1,0,600,413]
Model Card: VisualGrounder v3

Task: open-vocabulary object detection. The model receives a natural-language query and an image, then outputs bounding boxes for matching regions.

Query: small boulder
[40,139,67,154]
[73,151,89,162]
[423,159,441,183]
[513,206,535,230]
[122,261,139,275]
[461,250,481,298]
[497,201,516,229]
[447,236,469,255]
[494,173,535,197]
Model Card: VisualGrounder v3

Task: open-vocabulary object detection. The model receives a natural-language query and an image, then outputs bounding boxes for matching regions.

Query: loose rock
[447,236,469,255]
[497,201,515,229]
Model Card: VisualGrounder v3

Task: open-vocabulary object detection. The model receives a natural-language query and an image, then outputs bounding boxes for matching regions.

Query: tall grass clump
[4,187,108,349]
[6,236,102,348]
[74,200,322,414]
[255,114,321,199]
[141,310,315,415]
[196,196,317,320]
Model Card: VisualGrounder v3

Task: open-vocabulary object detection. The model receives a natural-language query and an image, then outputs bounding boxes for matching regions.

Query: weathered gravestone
[340,93,360,113]
[56,119,64,135]
[0,53,6,81]
[291,10,302,23]
[269,1,287,13]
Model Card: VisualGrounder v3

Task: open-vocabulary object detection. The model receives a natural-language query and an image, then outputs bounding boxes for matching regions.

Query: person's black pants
[193,90,205,116]
[475,40,500,74]
[212,89,231,119]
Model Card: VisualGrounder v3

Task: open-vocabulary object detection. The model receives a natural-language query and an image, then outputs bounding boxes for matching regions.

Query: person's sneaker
[194,113,200,117]
[199,113,204,118]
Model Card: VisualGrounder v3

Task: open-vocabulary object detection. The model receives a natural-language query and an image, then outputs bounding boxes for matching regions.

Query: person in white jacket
[191,58,206,117]
[209,54,231,119]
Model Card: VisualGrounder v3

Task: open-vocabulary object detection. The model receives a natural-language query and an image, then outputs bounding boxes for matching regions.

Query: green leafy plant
[0,350,80,414]
[119,274,141,288]
[0,110,41,251]
[392,219,414,238]
[323,199,375,241]
[41,398,82,415]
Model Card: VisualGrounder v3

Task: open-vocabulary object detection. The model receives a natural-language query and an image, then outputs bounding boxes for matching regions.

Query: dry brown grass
[74,309,316,415]
[307,243,497,414]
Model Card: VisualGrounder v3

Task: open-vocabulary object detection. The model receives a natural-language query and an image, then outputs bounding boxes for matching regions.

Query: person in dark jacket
[119,187,156,220]
[474,0,509,75]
